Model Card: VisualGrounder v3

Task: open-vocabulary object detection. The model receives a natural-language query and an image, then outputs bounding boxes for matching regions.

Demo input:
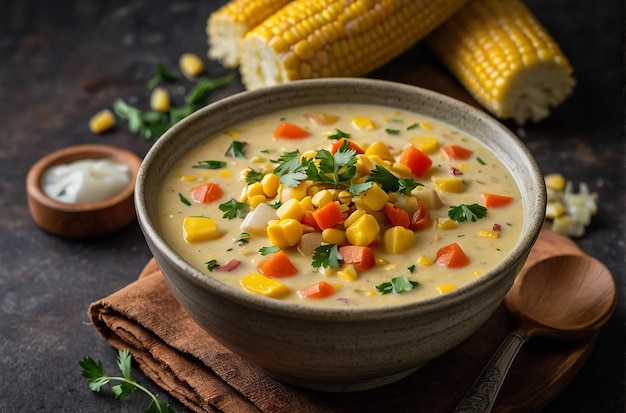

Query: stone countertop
[0,0,623,411]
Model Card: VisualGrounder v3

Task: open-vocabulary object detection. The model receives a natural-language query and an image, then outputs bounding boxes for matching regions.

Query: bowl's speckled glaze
[135,78,546,392]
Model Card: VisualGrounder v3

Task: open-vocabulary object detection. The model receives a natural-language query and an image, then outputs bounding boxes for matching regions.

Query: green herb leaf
[375,276,419,295]
[348,181,373,195]
[407,264,416,273]
[225,140,246,159]
[476,157,486,165]
[184,75,234,107]
[327,129,351,140]
[407,123,419,130]
[312,244,343,269]
[147,63,179,89]
[259,246,280,256]
[448,203,488,222]
[178,193,191,206]
[245,170,264,184]
[237,232,251,245]
[385,128,400,135]
[192,160,227,169]
[218,198,250,219]
[205,260,218,271]
[398,177,422,195]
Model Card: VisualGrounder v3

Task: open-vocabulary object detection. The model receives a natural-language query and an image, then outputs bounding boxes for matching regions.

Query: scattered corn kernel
[354,183,389,212]
[179,52,205,78]
[376,257,389,266]
[261,173,280,197]
[337,264,358,281]
[437,284,457,294]
[240,274,290,298]
[322,228,346,245]
[432,176,465,193]
[225,129,239,138]
[417,255,433,266]
[266,218,303,247]
[436,217,458,230]
[546,201,566,219]
[345,213,380,246]
[477,230,500,239]
[246,182,265,197]
[305,112,339,125]
[247,194,267,208]
[150,87,170,112]
[183,216,219,242]
[250,155,267,163]
[544,173,566,191]
[352,116,376,130]
[312,189,334,207]
[276,198,305,221]
[88,109,116,134]
[410,136,440,154]
[178,174,196,182]
[219,170,231,178]
[383,226,415,254]
[364,141,394,161]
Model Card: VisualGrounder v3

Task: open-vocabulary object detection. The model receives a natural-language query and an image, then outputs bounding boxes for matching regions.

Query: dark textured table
[1,1,623,412]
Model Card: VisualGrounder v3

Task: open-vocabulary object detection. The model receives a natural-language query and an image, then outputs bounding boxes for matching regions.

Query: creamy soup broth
[157,103,523,308]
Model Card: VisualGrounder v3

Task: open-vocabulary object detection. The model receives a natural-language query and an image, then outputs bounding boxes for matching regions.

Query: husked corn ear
[425,0,575,124]
[207,0,293,67]
[239,0,469,90]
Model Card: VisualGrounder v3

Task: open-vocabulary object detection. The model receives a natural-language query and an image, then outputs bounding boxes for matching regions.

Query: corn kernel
[545,173,566,191]
[351,117,376,130]
[219,170,231,178]
[417,255,433,266]
[337,264,358,281]
[344,209,367,228]
[224,129,239,138]
[150,87,170,112]
[247,182,265,198]
[261,173,280,197]
[276,198,305,221]
[183,217,219,243]
[355,154,374,176]
[366,290,377,297]
[383,226,415,254]
[436,217,458,230]
[364,141,394,161]
[345,213,379,246]
[88,109,115,134]
[312,189,334,207]
[322,228,346,245]
[299,196,315,212]
[546,201,566,219]
[250,155,267,163]
[477,230,500,239]
[179,53,205,78]
[376,257,389,266]
[248,194,267,208]
[437,284,457,294]
[354,183,389,212]
[410,136,440,154]
[432,176,465,193]
[178,174,196,182]
[266,219,303,247]
[279,182,308,202]
[240,274,289,298]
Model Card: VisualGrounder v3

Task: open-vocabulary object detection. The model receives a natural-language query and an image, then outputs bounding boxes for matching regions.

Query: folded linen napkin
[88,228,591,413]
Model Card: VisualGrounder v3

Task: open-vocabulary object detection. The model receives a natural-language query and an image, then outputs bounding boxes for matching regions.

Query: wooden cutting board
[308,226,596,412]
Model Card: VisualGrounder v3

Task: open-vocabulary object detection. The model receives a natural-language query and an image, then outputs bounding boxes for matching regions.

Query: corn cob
[207,0,293,67]
[238,0,469,90]
[425,0,575,124]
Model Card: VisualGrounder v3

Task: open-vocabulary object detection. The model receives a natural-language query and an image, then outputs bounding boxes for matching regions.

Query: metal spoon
[455,253,616,413]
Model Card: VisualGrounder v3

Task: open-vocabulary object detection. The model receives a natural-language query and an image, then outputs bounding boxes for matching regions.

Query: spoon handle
[454,330,529,413]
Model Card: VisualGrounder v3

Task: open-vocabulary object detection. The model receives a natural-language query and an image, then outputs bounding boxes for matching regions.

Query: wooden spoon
[455,253,616,413]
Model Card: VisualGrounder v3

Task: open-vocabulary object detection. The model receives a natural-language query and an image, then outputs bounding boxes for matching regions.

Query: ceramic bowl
[27,144,141,239]
[135,78,546,391]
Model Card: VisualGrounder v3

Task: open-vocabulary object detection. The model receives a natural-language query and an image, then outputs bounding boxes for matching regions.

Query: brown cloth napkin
[88,228,594,413]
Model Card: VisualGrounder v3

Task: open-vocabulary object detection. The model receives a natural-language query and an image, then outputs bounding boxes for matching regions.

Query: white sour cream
[42,159,130,204]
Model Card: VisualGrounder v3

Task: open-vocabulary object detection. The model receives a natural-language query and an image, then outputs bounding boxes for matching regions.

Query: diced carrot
[435,242,469,268]
[312,201,344,230]
[190,182,223,203]
[301,211,322,231]
[481,193,514,208]
[256,250,298,278]
[410,201,431,231]
[440,145,473,160]
[330,137,364,154]
[338,245,376,271]
[398,145,432,178]
[298,281,336,299]
[383,203,410,228]
[273,122,310,139]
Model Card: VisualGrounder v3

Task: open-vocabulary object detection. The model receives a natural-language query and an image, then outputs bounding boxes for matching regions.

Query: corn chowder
[157,103,523,308]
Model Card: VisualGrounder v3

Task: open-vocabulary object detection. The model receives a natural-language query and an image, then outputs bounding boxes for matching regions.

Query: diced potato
[183,217,219,242]
[383,226,415,254]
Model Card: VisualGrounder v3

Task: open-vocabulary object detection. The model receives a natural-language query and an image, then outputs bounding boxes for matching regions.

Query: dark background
[0,1,623,411]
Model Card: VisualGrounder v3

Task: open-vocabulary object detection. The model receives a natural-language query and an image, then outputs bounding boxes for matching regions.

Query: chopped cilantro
[476,157,486,165]
[225,140,246,159]
[407,264,416,273]
[237,232,251,245]
[448,203,488,222]
[205,260,218,272]
[178,193,191,206]
[327,129,351,140]
[218,198,250,219]
[147,63,179,89]
[407,123,419,130]
[312,244,343,269]
[192,160,226,169]
[385,128,400,135]
[375,276,419,295]
[367,165,422,194]
[245,170,264,184]
[259,246,280,256]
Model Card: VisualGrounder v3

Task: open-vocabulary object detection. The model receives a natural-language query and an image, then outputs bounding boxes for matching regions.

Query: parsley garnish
[147,63,179,89]
[375,276,419,295]
[327,129,351,140]
[178,193,191,206]
[407,123,419,130]
[385,128,400,135]
[225,140,246,159]
[259,246,280,256]
[218,199,250,219]
[309,142,357,186]
[237,232,251,245]
[245,170,264,184]
[407,264,416,273]
[271,150,308,187]
[476,157,486,165]
[192,160,226,169]
[367,165,422,194]
[348,181,373,195]
[205,260,218,271]
[79,349,175,413]
[448,203,488,222]
[312,244,343,269]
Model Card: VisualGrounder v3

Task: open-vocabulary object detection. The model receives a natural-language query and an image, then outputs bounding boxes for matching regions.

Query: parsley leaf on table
[79,349,175,413]
[448,203,488,222]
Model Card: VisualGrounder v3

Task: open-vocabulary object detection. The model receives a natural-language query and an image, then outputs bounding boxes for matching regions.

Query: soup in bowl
[135,78,545,391]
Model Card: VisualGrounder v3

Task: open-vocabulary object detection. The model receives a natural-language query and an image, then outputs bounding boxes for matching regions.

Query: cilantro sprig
[312,244,343,269]
[448,203,488,222]
[218,199,250,219]
[80,349,175,413]
[375,276,419,295]
[367,165,422,195]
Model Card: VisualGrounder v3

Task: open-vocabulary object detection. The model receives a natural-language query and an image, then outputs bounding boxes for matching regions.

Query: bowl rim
[136,78,546,319]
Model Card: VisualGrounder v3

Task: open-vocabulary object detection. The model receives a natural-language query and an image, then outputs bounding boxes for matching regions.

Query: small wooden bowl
[26,144,142,239]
